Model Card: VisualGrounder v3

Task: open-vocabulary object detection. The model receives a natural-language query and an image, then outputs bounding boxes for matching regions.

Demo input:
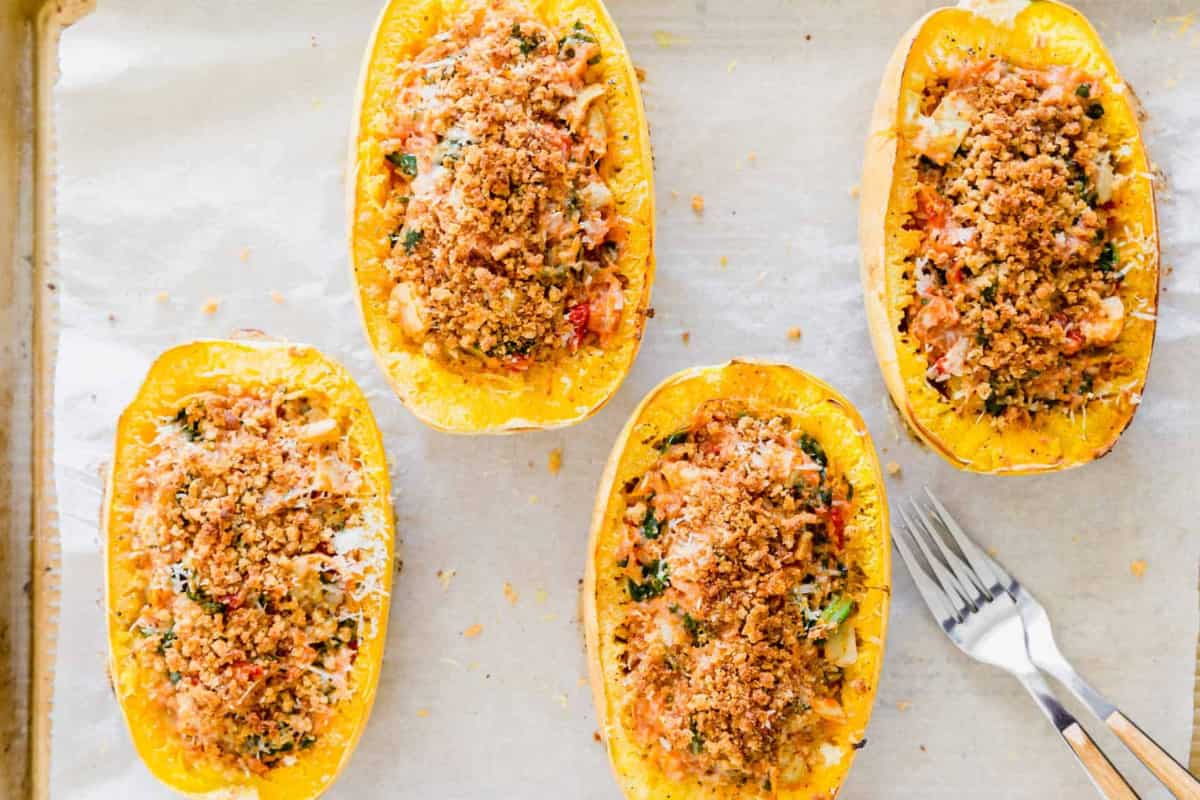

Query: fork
[920,488,1200,800]
[895,494,1138,799]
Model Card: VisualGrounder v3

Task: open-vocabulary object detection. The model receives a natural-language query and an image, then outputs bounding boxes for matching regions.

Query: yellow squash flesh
[584,361,890,800]
[104,340,394,800]
[347,0,654,433]
[859,0,1159,474]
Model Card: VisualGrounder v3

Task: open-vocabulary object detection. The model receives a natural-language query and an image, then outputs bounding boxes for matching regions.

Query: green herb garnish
[511,23,543,55]
[1075,83,1091,98]
[1086,103,1104,120]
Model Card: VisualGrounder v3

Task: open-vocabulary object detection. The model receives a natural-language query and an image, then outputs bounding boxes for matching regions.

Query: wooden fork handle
[1061,722,1140,800]
[1105,711,1200,800]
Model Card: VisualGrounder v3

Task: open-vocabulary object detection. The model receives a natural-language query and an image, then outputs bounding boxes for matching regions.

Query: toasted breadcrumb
[201,299,220,315]
[747,151,757,163]
[239,247,251,263]
[670,190,680,200]
[535,588,548,604]
[463,623,483,638]
[848,184,860,198]
[503,582,519,605]
[787,326,802,340]
[690,194,705,214]
[270,290,285,304]
[436,568,457,590]
[886,461,901,476]
[1129,559,1147,578]
[634,65,647,82]
[726,60,737,73]
[548,447,563,475]
[719,255,728,268]
[652,30,687,48]
[416,708,430,718]
[896,701,913,712]
[155,291,169,304]
[681,331,691,345]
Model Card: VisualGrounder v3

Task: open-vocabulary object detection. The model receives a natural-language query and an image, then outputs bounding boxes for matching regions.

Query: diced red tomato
[504,354,532,372]
[220,594,244,611]
[914,185,951,230]
[566,302,590,352]
[828,505,846,550]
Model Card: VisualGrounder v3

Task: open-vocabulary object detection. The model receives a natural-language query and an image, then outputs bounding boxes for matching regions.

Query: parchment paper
[48,1,1200,797]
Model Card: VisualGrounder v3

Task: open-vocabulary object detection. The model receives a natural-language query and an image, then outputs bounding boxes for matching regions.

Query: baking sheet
[47,1,1199,797]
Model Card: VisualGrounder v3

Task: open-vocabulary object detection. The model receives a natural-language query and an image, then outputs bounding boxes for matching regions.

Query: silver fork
[921,488,1200,800]
[895,494,1138,799]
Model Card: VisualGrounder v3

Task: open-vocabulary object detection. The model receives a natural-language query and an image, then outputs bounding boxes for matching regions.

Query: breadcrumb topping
[904,59,1132,425]
[128,388,373,773]
[380,1,623,371]
[613,402,860,787]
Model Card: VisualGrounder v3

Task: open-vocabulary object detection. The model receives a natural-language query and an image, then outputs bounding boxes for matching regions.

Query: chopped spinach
[167,670,182,685]
[173,407,200,441]
[1097,242,1117,272]
[656,430,690,451]
[627,559,669,601]
[385,151,418,177]
[403,228,424,254]
[797,433,827,468]
[156,625,177,655]
[981,283,997,304]
[641,505,661,540]
[511,23,543,55]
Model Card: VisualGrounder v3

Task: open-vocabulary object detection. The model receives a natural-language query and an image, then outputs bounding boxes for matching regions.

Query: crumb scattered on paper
[463,623,483,639]
[270,290,285,304]
[503,582,519,605]
[239,246,251,263]
[535,588,548,604]
[201,298,220,315]
[155,291,169,303]
[690,194,705,214]
[747,151,757,163]
[1130,559,1147,578]
[726,59,737,72]
[653,30,688,47]
[416,708,430,718]
[554,693,568,709]
[437,568,457,590]
[577,677,588,687]
[107,312,117,322]
[634,65,647,82]
[528,495,538,505]
[719,255,728,267]
[681,331,691,345]
[548,447,563,475]
[849,184,860,198]
[593,731,602,742]
[886,461,901,476]
[541,613,558,622]
[787,326,802,340]
[896,700,912,712]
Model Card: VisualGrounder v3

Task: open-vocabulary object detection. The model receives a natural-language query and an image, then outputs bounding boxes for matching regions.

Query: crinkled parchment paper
[48,1,1198,797]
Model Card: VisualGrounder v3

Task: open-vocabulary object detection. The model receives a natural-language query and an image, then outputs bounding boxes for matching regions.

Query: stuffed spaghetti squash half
[104,340,394,799]
[348,0,654,433]
[584,361,890,799]
[860,0,1158,474]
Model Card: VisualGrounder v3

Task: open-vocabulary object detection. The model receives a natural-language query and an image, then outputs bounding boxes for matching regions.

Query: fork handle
[1105,711,1200,800]
[1018,672,1140,800]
